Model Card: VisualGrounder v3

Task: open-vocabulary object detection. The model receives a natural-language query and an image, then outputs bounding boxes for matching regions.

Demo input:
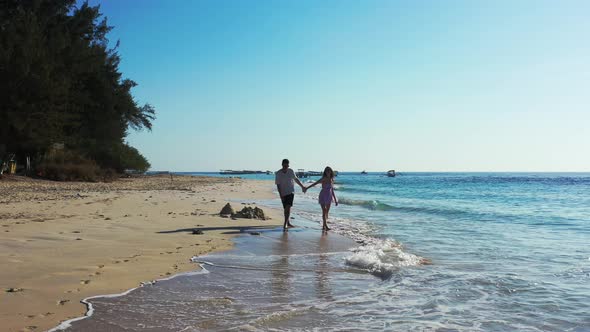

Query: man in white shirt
[275,158,306,230]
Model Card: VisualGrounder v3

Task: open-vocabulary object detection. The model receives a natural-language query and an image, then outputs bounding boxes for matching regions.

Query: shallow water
[59,173,590,331]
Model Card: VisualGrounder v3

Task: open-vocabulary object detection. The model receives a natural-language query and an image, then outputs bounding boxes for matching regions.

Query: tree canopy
[0,0,154,173]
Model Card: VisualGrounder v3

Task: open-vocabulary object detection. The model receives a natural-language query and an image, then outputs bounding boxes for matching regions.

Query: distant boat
[296,169,339,178]
[387,170,396,177]
[296,169,323,178]
[220,170,268,175]
[361,170,368,175]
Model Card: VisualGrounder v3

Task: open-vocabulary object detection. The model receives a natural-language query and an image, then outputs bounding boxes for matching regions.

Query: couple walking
[275,159,338,232]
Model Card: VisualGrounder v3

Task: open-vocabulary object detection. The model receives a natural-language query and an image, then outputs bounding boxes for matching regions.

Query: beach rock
[219,203,234,217]
[5,287,24,293]
[192,229,204,235]
[249,232,261,236]
[232,206,266,220]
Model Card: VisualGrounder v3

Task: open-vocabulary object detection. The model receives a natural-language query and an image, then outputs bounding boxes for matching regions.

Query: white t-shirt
[275,168,297,197]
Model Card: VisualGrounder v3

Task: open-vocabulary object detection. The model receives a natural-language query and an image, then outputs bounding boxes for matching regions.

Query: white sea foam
[345,239,425,278]
[295,211,425,278]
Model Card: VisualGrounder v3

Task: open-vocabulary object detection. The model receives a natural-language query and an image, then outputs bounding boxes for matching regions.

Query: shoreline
[47,268,210,332]
[0,175,281,332]
[62,223,368,331]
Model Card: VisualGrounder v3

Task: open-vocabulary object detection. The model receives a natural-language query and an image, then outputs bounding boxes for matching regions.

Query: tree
[0,0,155,176]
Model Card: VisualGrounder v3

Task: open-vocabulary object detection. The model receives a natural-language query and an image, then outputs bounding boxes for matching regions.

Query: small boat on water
[387,170,396,177]
[361,170,368,175]
[296,169,338,178]
[220,170,269,175]
[296,169,322,178]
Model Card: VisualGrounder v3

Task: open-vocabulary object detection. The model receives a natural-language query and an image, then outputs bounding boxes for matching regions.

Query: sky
[87,0,589,172]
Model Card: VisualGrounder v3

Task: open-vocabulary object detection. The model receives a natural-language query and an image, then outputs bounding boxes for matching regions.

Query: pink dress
[319,182,334,205]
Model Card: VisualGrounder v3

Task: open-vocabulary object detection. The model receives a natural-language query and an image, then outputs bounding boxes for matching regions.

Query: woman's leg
[324,204,331,230]
[321,205,328,230]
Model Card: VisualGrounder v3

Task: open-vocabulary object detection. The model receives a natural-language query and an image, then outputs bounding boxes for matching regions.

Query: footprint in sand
[80,280,91,285]
[57,299,70,305]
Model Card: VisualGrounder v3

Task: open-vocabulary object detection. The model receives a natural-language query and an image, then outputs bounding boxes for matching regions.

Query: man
[275,158,306,230]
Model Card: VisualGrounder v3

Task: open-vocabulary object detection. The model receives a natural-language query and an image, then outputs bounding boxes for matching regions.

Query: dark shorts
[281,193,294,208]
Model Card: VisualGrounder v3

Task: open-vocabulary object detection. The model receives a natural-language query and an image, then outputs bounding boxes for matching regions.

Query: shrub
[37,150,102,182]
[89,143,150,173]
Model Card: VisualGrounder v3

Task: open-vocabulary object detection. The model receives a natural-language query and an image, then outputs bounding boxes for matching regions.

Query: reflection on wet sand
[271,232,291,302]
[62,227,368,331]
[316,233,333,301]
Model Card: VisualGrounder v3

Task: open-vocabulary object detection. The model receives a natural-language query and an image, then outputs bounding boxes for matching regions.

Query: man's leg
[282,194,295,228]
[283,205,291,230]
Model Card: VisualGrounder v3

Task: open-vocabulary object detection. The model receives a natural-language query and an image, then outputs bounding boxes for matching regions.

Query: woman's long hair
[323,166,334,179]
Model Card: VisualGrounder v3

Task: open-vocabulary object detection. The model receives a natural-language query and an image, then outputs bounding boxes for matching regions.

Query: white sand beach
[0,175,281,332]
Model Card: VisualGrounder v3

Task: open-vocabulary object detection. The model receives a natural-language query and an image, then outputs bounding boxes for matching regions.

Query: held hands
[302,186,308,193]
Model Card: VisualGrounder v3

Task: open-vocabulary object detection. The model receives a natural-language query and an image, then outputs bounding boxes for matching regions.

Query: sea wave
[337,197,466,217]
[296,211,427,279]
[345,240,427,279]
[336,197,583,227]
[337,197,395,211]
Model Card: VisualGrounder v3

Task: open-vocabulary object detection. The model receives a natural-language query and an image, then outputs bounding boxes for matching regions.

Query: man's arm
[275,173,282,197]
[291,169,307,192]
[294,177,306,190]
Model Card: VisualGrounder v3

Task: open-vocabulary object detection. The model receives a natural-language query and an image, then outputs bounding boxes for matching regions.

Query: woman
[306,166,338,231]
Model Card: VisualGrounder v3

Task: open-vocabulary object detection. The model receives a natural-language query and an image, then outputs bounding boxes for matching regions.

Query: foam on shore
[295,210,426,278]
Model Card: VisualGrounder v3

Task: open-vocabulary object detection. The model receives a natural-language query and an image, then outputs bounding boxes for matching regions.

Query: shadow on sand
[157,225,279,235]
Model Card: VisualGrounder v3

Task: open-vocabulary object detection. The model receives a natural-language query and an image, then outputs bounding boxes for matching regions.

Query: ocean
[57,172,590,331]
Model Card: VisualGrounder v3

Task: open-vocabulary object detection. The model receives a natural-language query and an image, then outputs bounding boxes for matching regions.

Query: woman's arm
[307,177,323,189]
[332,184,338,205]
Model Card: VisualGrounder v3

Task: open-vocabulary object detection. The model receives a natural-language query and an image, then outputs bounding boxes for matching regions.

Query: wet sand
[61,225,374,331]
[0,175,281,332]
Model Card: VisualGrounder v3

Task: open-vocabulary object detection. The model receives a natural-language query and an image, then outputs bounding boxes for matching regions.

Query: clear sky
[88,0,589,172]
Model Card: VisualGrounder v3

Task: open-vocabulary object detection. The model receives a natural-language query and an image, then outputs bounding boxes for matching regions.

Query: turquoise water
[266,172,590,330]
[61,172,590,331]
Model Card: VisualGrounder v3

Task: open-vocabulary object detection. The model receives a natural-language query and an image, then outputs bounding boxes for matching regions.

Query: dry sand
[0,174,281,332]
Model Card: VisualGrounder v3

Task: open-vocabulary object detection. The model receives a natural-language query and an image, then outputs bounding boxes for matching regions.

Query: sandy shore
[0,174,281,332]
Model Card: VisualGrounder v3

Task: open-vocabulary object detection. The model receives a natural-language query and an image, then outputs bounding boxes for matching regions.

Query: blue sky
[88,0,589,171]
